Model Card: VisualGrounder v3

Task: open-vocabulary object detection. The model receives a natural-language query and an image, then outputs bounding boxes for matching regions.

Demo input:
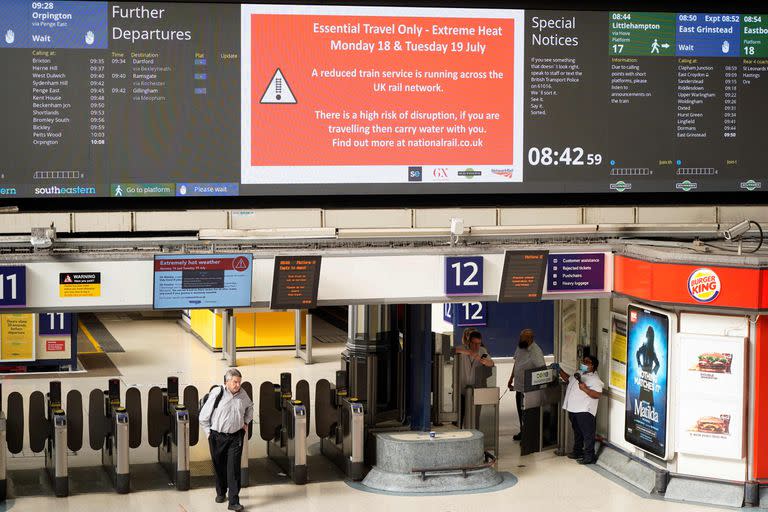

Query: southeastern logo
[610,181,631,192]
[491,168,515,179]
[740,180,762,191]
[676,180,698,192]
[688,268,720,303]
[458,168,481,179]
[408,166,422,182]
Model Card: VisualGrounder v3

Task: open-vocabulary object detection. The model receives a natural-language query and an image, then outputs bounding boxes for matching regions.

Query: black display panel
[1,3,767,199]
[498,250,548,302]
[270,256,322,309]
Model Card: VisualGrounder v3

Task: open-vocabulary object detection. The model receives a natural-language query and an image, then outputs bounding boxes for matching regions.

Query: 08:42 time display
[527,147,603,166]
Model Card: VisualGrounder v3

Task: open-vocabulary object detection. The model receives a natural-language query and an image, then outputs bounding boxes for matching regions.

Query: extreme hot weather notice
[240,5,525,184]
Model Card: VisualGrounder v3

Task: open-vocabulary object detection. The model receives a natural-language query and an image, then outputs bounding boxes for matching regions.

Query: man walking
[200,369,253,511]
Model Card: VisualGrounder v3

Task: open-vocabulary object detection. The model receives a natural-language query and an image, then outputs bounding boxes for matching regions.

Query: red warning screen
[241,6,524,185]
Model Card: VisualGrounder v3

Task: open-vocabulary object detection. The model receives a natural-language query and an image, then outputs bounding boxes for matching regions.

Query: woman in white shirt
[557,355,603,464]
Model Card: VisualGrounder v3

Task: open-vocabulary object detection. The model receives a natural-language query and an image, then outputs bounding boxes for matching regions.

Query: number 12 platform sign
[445,256,483,296]
[0,266,25,308]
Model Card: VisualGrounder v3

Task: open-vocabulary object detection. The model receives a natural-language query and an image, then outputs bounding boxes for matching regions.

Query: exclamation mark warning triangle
[260,68,297,104]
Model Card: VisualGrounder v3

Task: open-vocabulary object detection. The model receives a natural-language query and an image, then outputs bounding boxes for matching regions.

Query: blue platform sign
[443,303,453,323]
[0,266,26,308]
[153,254,253,309]
[455,302,487,327]
[445,256,483,296]
[38,312,73,335]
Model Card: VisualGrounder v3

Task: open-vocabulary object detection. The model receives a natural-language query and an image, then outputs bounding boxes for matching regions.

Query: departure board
[1,3,768,198]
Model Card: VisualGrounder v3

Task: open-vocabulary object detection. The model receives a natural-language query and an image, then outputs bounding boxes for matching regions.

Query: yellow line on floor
[78,320,103,353]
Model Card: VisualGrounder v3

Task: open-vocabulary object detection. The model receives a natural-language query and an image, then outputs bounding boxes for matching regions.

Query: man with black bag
[200,368,254,511]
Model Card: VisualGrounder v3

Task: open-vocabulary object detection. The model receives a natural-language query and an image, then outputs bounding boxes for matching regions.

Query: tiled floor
[2,313,716,511]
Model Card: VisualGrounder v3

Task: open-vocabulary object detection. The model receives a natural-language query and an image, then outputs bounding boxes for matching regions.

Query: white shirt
[199,386,254,435]
[460,346,490,394]
[562,371,603,416]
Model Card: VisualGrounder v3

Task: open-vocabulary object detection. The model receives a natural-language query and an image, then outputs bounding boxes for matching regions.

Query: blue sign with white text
[455,302,487,327]
[0,266,26,308]
[0,1,108,49]
[676,13,741,57]
[445,256,483,296]
[38,312,73,335]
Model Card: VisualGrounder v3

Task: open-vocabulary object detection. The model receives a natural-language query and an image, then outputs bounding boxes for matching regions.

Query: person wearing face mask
[557,355,603,464]
[507,329,545,441]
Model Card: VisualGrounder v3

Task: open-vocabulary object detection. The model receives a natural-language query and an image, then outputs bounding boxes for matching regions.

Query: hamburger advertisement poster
[677,333,746,459]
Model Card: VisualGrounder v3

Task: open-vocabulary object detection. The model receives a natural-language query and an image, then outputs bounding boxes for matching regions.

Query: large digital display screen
[625,304,671,459]
[1,3,767,198]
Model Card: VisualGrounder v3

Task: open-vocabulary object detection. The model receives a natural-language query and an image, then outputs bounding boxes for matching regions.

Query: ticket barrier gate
[520,366,561,456]
[0,385,8,502]
[28,381,83,497]
[148,377,199,490]
[259,373,309,484]
[315,370,366,480]
[201,381,254,487]
[89,379,142,493]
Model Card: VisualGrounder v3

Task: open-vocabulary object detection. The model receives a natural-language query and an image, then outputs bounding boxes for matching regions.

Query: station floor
[3,313,716,512]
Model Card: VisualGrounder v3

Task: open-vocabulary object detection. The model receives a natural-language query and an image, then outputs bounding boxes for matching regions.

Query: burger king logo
[688,268,720,303]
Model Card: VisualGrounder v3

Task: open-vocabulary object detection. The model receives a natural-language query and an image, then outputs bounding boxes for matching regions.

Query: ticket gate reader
[316,371,366,480]
[28,381,83,497]
[259,373,309,484]
[89,379,142,493]
[148,377,196,490]
[0,385,8,502]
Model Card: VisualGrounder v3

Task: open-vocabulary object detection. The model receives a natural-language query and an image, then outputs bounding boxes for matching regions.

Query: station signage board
[0,266,25,308]
[153,254,253,309]
[543,253,610,296]
[270,256,322,309]
[445,256,484,296]
[498,250,548,302]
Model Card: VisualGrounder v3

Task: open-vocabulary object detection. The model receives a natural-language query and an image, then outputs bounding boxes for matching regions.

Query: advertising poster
[0,313,36,361]
[624,304,671,459]
[677,333,745,459]
[610,313,627,393]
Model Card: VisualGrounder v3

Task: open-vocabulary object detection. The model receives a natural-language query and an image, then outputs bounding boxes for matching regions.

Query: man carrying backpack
[200,368,254,511]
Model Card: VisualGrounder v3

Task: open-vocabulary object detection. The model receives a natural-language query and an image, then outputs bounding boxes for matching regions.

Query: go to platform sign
[445,256,483,296]
[0,266,25,308]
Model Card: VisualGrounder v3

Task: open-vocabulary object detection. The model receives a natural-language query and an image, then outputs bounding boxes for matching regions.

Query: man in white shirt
[507,329,546,440]
[200,369,254,511]
[558,355,603,464]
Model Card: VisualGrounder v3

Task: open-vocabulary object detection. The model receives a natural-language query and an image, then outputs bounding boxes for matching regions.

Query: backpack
[201,385,224,415]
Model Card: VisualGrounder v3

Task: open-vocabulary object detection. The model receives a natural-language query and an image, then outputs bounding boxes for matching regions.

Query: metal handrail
[411,451,497,481]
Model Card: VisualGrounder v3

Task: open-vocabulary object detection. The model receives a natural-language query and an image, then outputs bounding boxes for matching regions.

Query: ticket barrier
[201,381,254,487]
[28,381,83,497]
[0,385,9,502]
[148,377,199,490]
[520,366,561,456]
[315,370,366,480]
[88,379,142,493]
[259,373,309,484]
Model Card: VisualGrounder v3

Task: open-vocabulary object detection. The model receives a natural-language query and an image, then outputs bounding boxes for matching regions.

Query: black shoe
[512,433,522,441]
[215,495,227,504]
[578,458,596,465]
[227,504,244,512]
[566,453,583,460]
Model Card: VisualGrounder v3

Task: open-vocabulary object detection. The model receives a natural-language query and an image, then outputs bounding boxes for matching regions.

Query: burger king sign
[687,268,721,303]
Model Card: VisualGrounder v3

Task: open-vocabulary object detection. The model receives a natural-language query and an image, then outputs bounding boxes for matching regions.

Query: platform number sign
[445,256,483,296]
[39,312,72,335]
[455,302,487,327]
[0,266,25,307]
[443,303,453,323]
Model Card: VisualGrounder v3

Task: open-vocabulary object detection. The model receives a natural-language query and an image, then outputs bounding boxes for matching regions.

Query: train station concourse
[4,0,768,510]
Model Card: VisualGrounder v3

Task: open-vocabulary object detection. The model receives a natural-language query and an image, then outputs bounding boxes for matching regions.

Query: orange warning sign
[248,14,517,167]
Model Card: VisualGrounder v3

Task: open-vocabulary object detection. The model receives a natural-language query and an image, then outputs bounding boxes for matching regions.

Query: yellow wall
[191,309,306,349]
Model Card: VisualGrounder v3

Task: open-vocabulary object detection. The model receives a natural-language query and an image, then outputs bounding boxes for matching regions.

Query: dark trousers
[209,430,244,505]
[515,391,524,432]
[569,411,597,461]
